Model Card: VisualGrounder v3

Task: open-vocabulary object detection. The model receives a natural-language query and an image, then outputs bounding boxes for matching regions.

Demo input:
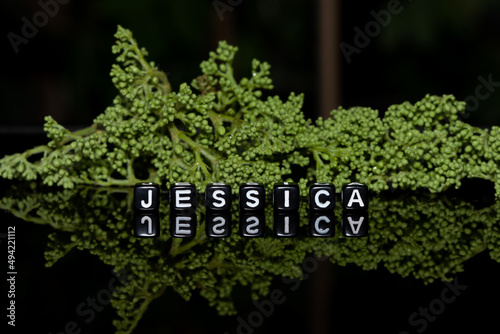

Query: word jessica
[133,182,369,238]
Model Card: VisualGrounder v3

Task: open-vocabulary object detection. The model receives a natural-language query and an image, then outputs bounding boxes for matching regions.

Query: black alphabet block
[239,211,265,237]
[309,212,335,237]
[134,183,160,211]
[134,213,160,238]
[170,182,196,211]
[206,211,232,238]
[341,211,369,237]
[205,183,232,211]
[341,182,368,210]
[170,211,197,237]
[273,182,299,211]
[273,212,299,237]
[309,183,335,211]
[239,183,265,211]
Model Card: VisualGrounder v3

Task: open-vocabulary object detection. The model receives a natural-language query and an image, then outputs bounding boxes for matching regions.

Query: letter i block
[170,182,197,211]
[134,183,160,211]
[309,183,335,210]
[273,182,299,211]
[341,182,368,210]
[239,183,265,211]
[205,183,232,211]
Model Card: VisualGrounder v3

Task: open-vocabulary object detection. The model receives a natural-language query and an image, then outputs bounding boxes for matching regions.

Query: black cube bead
[309,212,335,237]
[170,211,197,237]
[341,182,368,210]
[134,183,160,211]
[273,212,299,237]
[309,183,335,211]
[206,211,232,238]
[205,183,232,211]
[134,213,160,238]
[273,182,299,211]
[341,211,369,237]
[239,183,265,211]
[239,211,265,237]
[170,182,197,211]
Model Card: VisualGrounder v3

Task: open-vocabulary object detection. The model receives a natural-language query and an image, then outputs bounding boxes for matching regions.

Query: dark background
[2,0,500,333]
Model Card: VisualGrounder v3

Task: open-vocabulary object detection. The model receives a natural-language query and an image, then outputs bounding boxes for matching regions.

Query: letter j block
[341,182,368,210]
[134,183,160,211]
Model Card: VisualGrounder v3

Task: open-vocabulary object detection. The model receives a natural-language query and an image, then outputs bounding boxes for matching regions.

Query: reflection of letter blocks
[205,183,232,211]
[309,212,335,237]
[239,183,265,211]
[273,212,299,237]
[134,213,160,238]
[170,182,196,211]
[134,183,160,211]
[273,182,299,211]
[170,211,197,238]
[341,182,368,210]
[309,183,335,210]
[206,211,232,238]
[239,211,265,237]
[342,211,369,237]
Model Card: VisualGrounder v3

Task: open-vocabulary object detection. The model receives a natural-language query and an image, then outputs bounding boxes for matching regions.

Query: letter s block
[239,183,265,211]
[205,183,232,211]
[134,183,160,211]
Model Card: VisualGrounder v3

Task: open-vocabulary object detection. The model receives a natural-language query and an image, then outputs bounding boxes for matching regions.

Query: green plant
[1,25,500,197]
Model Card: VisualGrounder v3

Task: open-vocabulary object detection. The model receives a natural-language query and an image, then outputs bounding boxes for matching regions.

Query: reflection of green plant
[1,26,500,197]
[1,183,499,333]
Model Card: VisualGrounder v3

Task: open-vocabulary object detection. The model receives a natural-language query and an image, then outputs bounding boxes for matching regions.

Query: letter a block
[134,183,160,211]
[341,182,368,210]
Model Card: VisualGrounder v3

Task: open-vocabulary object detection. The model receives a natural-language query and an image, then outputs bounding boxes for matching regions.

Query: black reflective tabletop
[1,137,500,334]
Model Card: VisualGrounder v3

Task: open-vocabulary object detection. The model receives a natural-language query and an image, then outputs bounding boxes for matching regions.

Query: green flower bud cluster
[1,25,499,198]
[1,183,498,333]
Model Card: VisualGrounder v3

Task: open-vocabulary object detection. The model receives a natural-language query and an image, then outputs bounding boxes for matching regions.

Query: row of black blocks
[133,182,369,238]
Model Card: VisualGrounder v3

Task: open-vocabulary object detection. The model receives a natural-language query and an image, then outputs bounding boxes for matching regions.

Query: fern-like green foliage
[1,25,500,197]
